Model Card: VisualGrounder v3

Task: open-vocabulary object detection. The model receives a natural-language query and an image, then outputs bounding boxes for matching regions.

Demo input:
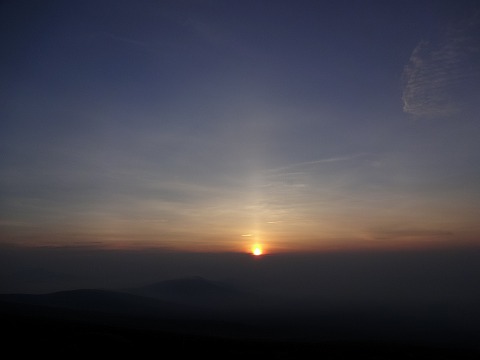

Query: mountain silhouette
[2,277,479,358]
[0,288,207,321]
[0,286,263,341]
[126,276,250,310]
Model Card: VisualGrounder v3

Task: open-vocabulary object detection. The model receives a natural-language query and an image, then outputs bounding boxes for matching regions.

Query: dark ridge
[1,277,479,359]
[130,276,240,298]
[0,289,200,319]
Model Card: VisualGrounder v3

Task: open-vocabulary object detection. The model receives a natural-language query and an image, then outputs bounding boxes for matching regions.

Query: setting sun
[252,245,263,256]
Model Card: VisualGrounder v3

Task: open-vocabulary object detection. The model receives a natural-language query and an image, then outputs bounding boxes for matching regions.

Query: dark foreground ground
[2,297,479,359]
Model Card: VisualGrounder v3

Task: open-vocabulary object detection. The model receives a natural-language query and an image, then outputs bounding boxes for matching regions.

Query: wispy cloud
[368,228,453,242]
[402,15,480,118]
[264,153,367,175]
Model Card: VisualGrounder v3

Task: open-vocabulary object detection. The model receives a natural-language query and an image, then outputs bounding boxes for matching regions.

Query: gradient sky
[1,0,480,253]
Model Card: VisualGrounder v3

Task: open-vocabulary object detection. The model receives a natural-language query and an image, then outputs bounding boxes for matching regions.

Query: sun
[252,245,263,256]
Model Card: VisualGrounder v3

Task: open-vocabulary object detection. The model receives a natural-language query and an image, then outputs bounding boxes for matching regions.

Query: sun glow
[252,245,263,256]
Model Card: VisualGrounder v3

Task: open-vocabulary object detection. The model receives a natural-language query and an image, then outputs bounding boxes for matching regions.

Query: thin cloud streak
[103,33,152,48]
[264,153,368,175]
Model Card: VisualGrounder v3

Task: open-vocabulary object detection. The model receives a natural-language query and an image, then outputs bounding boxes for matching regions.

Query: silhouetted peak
[140,276,237,298]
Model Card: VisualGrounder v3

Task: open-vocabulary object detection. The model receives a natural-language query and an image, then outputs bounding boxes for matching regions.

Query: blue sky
[1,0,480,252]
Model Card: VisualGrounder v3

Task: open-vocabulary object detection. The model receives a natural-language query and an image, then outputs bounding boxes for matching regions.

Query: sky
[1,0,480,254]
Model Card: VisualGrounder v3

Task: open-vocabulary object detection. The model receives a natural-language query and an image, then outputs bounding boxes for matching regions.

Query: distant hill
[131,276,237,296]
[0,286,261,340]
[0,288,200,320]
[125,276,250,309]
[1,276,479,358]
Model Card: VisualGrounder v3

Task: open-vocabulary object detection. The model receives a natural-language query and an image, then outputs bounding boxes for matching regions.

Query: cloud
[402,15,480,118]
[103,33,152,48]
[264,153,367,175]
[368,227,454,243]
